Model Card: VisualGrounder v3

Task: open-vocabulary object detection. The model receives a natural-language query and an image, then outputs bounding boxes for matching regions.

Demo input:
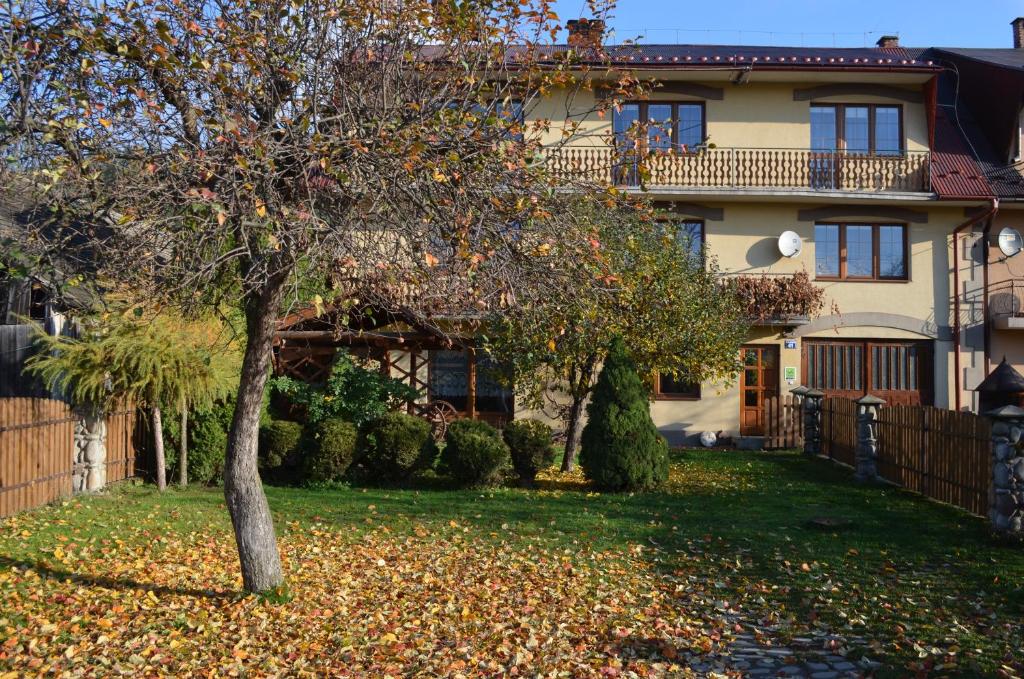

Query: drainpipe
[983,218,993,376]
[952,198,998,411]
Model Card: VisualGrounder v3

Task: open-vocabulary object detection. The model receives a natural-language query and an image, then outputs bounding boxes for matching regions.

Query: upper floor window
[814,223,907,280]
[614,102,705,152]
[810,104,903,156]
[675,220,704,262]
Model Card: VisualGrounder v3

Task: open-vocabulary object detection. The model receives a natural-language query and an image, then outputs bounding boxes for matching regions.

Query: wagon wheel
[425,400,459,441]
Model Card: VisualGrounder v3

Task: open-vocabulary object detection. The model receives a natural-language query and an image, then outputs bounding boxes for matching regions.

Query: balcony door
[740,345,779,436]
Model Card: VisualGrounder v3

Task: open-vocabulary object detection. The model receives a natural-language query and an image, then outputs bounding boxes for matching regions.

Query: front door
[740,345,780,436]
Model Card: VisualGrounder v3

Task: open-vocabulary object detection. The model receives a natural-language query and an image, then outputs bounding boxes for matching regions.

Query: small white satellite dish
[778,230,803,258]
[998,227,1023,257]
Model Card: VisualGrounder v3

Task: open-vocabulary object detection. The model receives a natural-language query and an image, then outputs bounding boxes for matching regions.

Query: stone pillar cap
[803,388,825,398]
[790,385,809,396]
[855,394,886,406]
[983,405,1024,419]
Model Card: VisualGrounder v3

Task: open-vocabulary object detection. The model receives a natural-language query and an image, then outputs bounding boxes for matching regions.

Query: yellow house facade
[521,29,998,445]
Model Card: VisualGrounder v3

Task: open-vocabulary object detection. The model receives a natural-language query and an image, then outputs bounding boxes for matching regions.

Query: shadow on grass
[0,556,237,600]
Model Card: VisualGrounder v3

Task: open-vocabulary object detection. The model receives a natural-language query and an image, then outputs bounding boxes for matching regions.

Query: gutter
[952,198,998,411]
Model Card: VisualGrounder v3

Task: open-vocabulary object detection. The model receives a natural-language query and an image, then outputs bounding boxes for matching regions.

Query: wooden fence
[764,394,804,449]
[0,397,142,518]
[821,397,857,466]
[0,398,75,518]
[876,405,991,516]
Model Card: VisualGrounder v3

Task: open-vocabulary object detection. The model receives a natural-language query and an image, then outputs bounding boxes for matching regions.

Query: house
[275,18,1020,446]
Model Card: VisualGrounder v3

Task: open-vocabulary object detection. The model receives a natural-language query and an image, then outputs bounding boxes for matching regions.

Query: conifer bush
[259,420,304,471]
[502,419,555,485]
[359,412,437,481]
[580,337,668,491]
[304,418,358,483]
[440,419,510,488]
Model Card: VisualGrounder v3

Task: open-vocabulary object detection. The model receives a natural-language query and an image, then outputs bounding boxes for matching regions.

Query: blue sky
[548,0,1024,48]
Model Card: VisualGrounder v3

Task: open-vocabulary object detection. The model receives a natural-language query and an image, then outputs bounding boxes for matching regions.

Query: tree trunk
[561,395,586,472]
[151,406,166,491]
[178,409,188,487]
[561,355,598,472]
[224,278,285,593]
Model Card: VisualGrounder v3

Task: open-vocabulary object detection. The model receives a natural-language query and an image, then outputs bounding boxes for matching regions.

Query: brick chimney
[876,35,900,49]
[567,18,605,49]
[1013,18,1024,49]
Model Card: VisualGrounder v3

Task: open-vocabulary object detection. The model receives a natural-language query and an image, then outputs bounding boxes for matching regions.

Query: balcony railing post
[729,148,736,187]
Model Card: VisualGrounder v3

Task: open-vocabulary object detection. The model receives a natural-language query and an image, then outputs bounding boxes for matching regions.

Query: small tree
[26,312,240,489]
[486,199,748,471]
[579,337,667,492]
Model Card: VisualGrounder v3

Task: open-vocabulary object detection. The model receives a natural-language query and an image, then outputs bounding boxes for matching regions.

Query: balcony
[988,280,1024,330]
[544,146,932,194]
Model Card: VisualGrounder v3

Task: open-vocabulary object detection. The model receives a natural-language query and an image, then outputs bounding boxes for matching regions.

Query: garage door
[802,339,933,406]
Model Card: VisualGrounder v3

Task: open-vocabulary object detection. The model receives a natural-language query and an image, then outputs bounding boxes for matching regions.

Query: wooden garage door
[802,339,933,406]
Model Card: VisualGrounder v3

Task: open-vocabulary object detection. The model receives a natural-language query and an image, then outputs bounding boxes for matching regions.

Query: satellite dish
[998,227,1023,257]
[778,231,803,258]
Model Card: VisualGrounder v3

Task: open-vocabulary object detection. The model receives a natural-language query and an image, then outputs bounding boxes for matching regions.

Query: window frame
[614,101,707,154]
[814,222,909,282]
[652,372,702,401]
[809,103,905,156]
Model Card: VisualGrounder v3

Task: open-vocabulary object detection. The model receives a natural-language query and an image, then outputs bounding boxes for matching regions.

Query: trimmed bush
[260,419,304,470]
[580,337,668,491]
[503,419,555,484]
[188,414,227,485]
[360,412,437,481]
[440,419,510,488]
[304,418,358,483]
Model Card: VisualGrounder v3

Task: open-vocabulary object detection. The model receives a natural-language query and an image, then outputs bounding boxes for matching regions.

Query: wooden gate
[764,394,804,449]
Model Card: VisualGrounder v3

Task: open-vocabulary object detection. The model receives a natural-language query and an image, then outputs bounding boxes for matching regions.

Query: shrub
[359,412,436,481]
[260,420,304,470]
[440,419,510,488]
[502,419,555,484]
[304,418,358,483]
[271,351,419,427]
[188,412,228,485]
[580,337,668,491]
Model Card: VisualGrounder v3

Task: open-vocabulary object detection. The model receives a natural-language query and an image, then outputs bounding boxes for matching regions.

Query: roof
[532,43,941,71]
[930,105,994,200]
[975,357,1024,393]
[931,47,1024,71]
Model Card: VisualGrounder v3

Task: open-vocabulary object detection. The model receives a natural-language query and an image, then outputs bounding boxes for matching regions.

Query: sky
[547,0,1024,48]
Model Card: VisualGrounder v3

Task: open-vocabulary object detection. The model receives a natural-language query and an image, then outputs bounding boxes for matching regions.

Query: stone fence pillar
[986,405,1024,539]
[854,394,885,483]
[800,388,823,458]
[73,409,107,493]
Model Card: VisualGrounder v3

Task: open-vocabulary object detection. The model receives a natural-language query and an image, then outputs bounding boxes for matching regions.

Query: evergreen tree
[579,337,668,492]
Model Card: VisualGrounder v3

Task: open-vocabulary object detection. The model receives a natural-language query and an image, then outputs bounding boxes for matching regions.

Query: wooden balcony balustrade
[543,146,932,193]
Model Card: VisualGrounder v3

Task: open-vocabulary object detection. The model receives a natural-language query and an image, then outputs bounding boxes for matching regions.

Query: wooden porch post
[467,347,477,420]
[408,352,417,415]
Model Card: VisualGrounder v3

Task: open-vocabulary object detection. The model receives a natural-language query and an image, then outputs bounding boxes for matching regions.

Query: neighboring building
[276,19,1024,445]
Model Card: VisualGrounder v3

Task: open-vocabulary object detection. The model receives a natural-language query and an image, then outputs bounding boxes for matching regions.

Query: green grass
[2,449,1021,676]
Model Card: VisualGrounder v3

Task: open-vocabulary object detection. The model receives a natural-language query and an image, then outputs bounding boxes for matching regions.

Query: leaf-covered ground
[0,450,1021,677]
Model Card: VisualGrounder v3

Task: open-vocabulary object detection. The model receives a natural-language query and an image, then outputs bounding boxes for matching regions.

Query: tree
[579,336,667,491]
[2,0,627,591]
[485,199,748,471]
[25,312,241,490]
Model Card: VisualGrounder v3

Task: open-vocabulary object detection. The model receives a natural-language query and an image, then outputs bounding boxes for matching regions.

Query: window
[614,102,706,152]
[675,220,704,262]
[654,372,701,400]
[803,339,932,405]
[814,223,907,280]
[429,350,468,411]
[809,104,903,155]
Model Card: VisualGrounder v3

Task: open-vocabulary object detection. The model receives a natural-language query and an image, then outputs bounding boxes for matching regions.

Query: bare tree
[0,0,627,591]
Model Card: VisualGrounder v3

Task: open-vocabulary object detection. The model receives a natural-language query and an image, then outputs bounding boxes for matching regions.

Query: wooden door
[740,345,780,436]
[801,339,933,406]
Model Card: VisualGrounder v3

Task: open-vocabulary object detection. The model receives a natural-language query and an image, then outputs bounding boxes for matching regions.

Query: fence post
[854,394,885,483]
[985,405,1024,539]
[73,407,108,493]
[801,388,823,458]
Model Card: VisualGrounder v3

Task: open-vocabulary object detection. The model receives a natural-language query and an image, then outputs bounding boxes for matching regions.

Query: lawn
[1,450,1021,677]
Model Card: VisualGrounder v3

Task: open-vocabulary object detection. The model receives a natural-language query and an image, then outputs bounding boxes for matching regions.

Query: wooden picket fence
[820,397,857,466]
[876,405,991,516]
[0,397,142,518]
[0,398,76,518]
[764,394,804,449]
